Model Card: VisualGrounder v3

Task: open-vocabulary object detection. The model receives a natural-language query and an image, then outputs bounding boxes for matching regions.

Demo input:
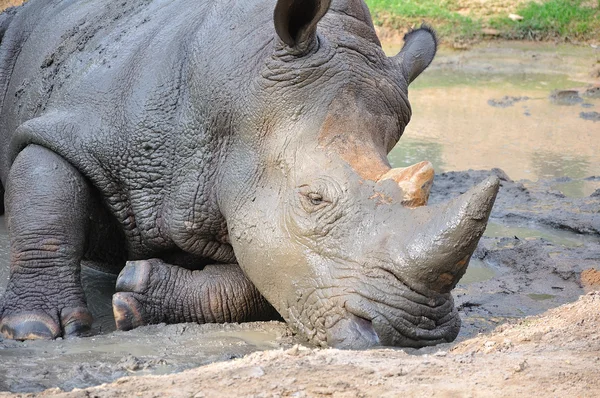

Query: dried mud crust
[3,292,598,398]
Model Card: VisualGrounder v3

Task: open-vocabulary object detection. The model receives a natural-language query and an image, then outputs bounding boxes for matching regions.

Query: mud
[580,111,600,121]
[549,89,583,105]
[0,321,296,393]
[5,292,600,397]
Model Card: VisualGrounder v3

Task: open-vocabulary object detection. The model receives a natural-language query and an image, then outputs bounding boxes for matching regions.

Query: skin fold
[0,0,498,348]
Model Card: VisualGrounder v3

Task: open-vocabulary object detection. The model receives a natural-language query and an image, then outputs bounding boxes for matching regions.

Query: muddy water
[386,42,600,181]
[1,42,599,393]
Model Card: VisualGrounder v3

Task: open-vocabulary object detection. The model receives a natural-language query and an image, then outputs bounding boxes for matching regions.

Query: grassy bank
[366,0,600,44]
[1,0,598,45]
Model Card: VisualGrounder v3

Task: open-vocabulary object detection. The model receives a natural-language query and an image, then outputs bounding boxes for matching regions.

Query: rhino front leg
[112,259,278,330]
[0,145,93,339]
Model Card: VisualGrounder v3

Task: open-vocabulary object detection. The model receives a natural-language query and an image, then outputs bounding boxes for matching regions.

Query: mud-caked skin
[0,0,499,347]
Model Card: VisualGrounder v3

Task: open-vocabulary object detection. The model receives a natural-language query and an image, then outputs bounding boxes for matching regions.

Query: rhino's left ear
[274,0,331,49]
[394,26,437,84]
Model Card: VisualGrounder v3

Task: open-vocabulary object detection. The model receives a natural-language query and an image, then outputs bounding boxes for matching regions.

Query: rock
[550,90,583,106]
[582,85,600,99]
[513,360,527,372]
[580,111,600,122]
[481,28,501,36]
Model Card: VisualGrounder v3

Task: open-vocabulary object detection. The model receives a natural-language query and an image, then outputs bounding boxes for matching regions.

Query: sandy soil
[0,0,21,9]
[1,291,597,397]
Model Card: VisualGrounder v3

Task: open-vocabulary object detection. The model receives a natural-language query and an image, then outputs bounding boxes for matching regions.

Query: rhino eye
[308,192,323,206]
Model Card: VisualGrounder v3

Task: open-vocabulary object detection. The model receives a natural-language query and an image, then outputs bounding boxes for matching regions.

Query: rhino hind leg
[112,259,278,331]
[0,145,93,339]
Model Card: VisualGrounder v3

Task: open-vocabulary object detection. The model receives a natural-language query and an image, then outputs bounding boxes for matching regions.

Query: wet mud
[432,169,600,340]
[0,321,295,393]
[580,111,600,122]
[10,292,599,397]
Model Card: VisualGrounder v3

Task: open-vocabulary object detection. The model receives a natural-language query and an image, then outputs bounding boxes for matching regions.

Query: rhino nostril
[327,314,380,349]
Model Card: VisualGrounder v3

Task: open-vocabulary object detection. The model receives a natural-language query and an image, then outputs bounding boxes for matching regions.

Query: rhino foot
[112,259,278,331]
[0,306,92,340]
[112,292,148,331]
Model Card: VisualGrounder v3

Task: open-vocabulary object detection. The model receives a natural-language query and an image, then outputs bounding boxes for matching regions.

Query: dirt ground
[1,291,597,398]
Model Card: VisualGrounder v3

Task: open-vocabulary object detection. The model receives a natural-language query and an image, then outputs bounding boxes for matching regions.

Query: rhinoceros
[0,0,498,348]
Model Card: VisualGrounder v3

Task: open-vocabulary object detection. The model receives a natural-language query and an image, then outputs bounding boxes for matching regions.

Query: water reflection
[552,179,600,198]
[387,137,445,171]
[387,43,600,181]
[530,151,590,180]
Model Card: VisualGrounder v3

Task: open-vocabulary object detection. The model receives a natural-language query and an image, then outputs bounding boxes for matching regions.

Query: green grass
[490,0,600,41]
[366,0,482,42]
[365,0,600,43]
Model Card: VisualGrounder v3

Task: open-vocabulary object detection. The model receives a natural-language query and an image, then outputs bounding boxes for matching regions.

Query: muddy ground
[4,291,599,398]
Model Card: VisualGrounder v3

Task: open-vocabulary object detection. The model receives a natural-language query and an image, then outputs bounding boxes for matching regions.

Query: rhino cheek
[227,207,314,325]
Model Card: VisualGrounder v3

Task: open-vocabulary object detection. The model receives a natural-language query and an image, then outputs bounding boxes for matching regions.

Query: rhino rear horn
[393,25,438,84]
[274,0,331,49]
[378,161,435,208]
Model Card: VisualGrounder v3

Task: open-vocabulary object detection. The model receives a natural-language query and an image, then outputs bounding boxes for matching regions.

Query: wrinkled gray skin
[0,0,498,348]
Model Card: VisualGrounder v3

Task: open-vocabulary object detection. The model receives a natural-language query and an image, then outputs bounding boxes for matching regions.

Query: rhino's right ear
[394,25,438,84]
[274,0,331,49]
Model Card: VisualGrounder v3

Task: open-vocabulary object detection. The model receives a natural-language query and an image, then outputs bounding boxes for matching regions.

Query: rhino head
[220,0,499,348]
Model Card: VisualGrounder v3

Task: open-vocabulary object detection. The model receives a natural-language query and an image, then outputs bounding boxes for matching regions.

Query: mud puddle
[0,215,298,393]
[1,42,599,394]
[0,321,293,393]
[484,220,600,248]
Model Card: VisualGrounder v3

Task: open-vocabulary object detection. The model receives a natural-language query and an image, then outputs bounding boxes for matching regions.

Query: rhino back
[0,0,275,258]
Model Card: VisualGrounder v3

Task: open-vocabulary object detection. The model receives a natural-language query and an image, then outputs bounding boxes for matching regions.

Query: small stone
[513,360,527,373]
[287,344,301,356]
[246,366,265,378]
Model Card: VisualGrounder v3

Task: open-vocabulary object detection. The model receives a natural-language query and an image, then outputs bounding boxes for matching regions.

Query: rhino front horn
[400,176,500,293]
[379,161,435,208]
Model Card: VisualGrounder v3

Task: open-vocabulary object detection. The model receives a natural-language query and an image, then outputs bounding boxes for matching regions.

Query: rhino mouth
[342,277,461,349]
